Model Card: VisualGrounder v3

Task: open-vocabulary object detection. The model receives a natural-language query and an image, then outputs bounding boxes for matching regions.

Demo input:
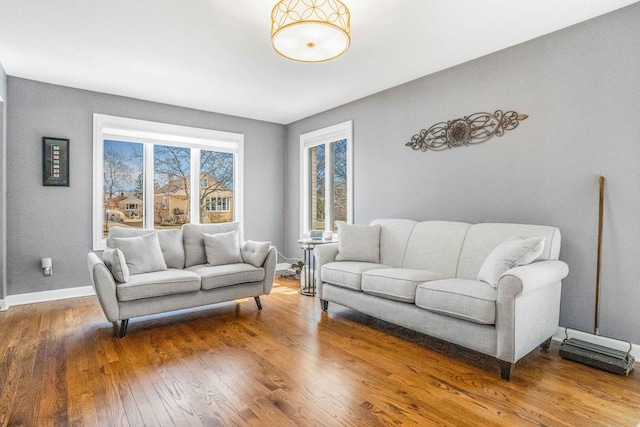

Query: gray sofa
[87,222,276,337]
[314,219,569,380]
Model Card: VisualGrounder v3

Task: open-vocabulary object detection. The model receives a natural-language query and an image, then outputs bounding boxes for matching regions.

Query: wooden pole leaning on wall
[594,176,604,336]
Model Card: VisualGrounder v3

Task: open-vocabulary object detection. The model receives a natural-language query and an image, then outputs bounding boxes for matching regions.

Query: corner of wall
[0,62,7,302]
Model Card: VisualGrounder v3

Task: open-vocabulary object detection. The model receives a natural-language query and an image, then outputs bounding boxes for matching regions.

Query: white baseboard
[553,327,639,359]
[3,286,95,310]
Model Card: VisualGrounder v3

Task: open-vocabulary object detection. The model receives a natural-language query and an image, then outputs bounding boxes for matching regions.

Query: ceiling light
[271,0,351,62]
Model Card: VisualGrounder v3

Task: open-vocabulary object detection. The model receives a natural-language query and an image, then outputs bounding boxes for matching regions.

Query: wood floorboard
[1,277,639,427]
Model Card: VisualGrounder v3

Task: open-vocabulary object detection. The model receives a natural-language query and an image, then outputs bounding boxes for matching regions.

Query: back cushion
[107,226,184,269]
[456,223,561,280]
[402,221,471,277]
[183,222,243,267]
[370,219,417,268]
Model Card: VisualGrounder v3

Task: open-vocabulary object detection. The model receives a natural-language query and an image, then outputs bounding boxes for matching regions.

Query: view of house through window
[94,114,243,249]
[103,140,144,234]
[300,121,352,236]
[199,149,234,223]
[102,143,236,235]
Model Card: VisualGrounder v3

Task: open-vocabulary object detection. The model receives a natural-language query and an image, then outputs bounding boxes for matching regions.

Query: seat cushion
[187,263,265,290]
[361,268,447,303]
[321,262,390,291]
[116,268,201,302]
[415,279,497,325]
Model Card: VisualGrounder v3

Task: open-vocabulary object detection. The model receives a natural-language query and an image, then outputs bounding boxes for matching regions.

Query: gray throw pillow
[335,222,382,263]
[183,222,242,267]
[102,247,130,283]
[204,230,243,266]
[107,227,185,269]
[477,236,545,287]
[113,232,168,275]
[241,240,271,267]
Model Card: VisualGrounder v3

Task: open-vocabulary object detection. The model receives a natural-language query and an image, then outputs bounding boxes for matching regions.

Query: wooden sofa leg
[118,319,129,338]
[500,361,514,381]
[540,337,552,350]
[320,299,329,311]
[254,296,262,310]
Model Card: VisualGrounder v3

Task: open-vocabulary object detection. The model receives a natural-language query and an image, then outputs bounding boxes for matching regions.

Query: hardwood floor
[1,277,639,426]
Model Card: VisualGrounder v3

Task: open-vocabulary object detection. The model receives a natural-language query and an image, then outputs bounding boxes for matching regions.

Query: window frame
[299,120,353,237]
[93,114,244,250]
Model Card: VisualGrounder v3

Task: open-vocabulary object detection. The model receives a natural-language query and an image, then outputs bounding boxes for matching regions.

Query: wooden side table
[297,238,337,296]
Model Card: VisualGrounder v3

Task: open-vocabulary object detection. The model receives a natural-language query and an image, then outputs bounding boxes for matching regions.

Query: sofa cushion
[456,223,560,280]
[335,222,382,263]
[402,221,471,278]
[415,279,497,325]
[204,230,243,266]
[361,268,447,303]
[322,262,389,291]
[107,227,185,269]
[187,263,265,290]
[116,268,201,302]
[477,236,545,287]
[102,248,130,283]
[241,240,271,267]
[113,233,168,275]
[183,222,243,268]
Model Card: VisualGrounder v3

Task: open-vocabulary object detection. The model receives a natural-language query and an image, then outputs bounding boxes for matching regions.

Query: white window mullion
[143,144,155,229]
[190,149,201,224]
[234,138,245,231]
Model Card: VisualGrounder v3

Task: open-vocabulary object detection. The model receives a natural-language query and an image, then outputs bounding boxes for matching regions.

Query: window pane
[309,145,325,230]
[103,140,144,237]
[153,145,190,229]
[200,150,234,223]
[332,139,347,231]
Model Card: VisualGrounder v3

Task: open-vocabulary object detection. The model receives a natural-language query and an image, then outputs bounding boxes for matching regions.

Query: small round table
[297,238,337,296]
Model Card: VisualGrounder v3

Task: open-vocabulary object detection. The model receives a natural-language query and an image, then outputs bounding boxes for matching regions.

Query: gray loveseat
[87,222,276,337]
[314,219,569,380]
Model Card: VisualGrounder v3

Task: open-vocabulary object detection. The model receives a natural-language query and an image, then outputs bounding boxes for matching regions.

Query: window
[93,114,244,250]
[205,196,230,212]
[300,121,353,236]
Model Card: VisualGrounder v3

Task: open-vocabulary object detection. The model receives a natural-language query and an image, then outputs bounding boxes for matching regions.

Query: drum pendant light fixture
[271,0,351,62]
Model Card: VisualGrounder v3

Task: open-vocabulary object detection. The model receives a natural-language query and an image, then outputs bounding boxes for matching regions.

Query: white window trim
[93,114,244,250]
[299,120,353,237]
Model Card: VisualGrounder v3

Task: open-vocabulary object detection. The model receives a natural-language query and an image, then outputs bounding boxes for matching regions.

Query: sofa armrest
[261,247,277,295]
[313,242,339,299]
[495,260,569,363]
[498,260,569,298]
[87,252,120,322]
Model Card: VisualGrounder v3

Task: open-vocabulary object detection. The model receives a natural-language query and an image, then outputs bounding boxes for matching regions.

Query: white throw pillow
[241,240,271,267]
[102,247,130,283]
[477,236,545,287]
[113,232,168,275]
[204,230,244,266]
[335,222,382,263]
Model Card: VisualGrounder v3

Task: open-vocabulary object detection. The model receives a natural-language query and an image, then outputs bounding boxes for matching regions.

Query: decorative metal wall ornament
[405,110,528,152]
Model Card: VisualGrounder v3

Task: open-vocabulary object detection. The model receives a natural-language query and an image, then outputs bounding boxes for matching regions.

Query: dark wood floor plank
[1,277,639,427]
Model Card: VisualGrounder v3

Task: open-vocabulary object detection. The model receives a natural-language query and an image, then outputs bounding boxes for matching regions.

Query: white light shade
[271,0,351,62]
[42,257,52,268]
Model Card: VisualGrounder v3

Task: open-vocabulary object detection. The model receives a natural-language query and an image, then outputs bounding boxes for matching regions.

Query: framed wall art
[43,137,69,186]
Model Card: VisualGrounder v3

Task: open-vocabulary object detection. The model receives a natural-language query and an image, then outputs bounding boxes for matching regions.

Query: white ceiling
[0,0,636,124]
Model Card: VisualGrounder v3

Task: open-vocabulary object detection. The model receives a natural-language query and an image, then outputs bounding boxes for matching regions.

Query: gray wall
[284,4,640,343]
[7,77,285,296]
[0,61,6,301]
